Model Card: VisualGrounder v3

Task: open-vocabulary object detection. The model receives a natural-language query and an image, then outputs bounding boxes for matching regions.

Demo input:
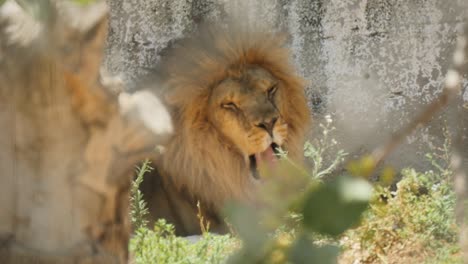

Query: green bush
[129,160,240,264]
[341,146,459,263]
[128,121,459,264]
[130,219,239,264]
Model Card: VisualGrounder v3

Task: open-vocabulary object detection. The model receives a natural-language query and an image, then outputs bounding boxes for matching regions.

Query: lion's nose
[256,117,278,137]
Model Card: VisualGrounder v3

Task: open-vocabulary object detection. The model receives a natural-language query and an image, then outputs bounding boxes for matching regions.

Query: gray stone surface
[104,0,467,170]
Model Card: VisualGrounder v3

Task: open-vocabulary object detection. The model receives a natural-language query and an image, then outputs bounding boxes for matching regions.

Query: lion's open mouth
[249,142,280,179]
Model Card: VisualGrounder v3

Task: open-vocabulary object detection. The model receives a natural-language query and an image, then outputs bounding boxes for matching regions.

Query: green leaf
[288,235,339,264]
[224,203,269,264]
[302,176,372,236]
[130,159,153,229]
[224,203,268,249]
[15,0,52,21]
[73,0,96,5]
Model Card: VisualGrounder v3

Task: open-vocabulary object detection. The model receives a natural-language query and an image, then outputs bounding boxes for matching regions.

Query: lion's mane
[157,26,310,215]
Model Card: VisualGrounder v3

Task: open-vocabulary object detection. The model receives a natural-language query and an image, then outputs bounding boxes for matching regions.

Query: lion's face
[207,66,287,178]
[156,27,310,226]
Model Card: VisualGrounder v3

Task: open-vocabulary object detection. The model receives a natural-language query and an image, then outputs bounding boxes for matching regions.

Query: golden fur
[149,26,310,235]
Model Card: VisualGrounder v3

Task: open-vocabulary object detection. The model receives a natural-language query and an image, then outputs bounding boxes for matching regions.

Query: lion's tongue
[255,146,277,168]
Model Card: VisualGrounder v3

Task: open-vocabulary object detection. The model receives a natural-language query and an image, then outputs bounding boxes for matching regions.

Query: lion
[142,26,310,236]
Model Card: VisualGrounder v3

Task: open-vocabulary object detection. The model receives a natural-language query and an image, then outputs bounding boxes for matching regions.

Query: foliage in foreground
[129,119,459,264]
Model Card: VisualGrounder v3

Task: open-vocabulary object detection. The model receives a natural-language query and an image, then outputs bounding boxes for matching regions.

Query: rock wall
[105,0,467,170]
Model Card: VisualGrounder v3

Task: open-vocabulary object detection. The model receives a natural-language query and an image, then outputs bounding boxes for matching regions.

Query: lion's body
[146,26,310,235]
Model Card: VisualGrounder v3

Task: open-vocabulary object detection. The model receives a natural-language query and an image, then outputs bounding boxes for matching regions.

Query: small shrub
[130,159,152,230]
[130,219,239,264]
[341,163,459,263]
[129,160,239,264]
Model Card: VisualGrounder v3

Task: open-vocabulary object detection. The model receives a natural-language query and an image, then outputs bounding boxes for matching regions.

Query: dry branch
[371,31,467,167]
[368,20,468,264]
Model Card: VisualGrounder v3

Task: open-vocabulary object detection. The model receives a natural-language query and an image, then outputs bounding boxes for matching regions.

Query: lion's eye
[221,102,239,111]
[268,85,278,99]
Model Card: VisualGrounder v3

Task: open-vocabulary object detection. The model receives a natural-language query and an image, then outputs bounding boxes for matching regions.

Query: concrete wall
[104,0,467,170]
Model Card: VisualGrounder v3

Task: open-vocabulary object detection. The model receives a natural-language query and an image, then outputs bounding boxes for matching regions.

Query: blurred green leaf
[338,175,373,202]
[302,176,372,236]
[15,0,52,21]
[224,203,268,249]
[73,0,96,5]
[347,155,376,178]
[288,235,339,264]
[224,203,269,263]
[0,0,6,7]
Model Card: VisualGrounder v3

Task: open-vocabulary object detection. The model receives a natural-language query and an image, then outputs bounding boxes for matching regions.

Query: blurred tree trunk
[0,1,168,263]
